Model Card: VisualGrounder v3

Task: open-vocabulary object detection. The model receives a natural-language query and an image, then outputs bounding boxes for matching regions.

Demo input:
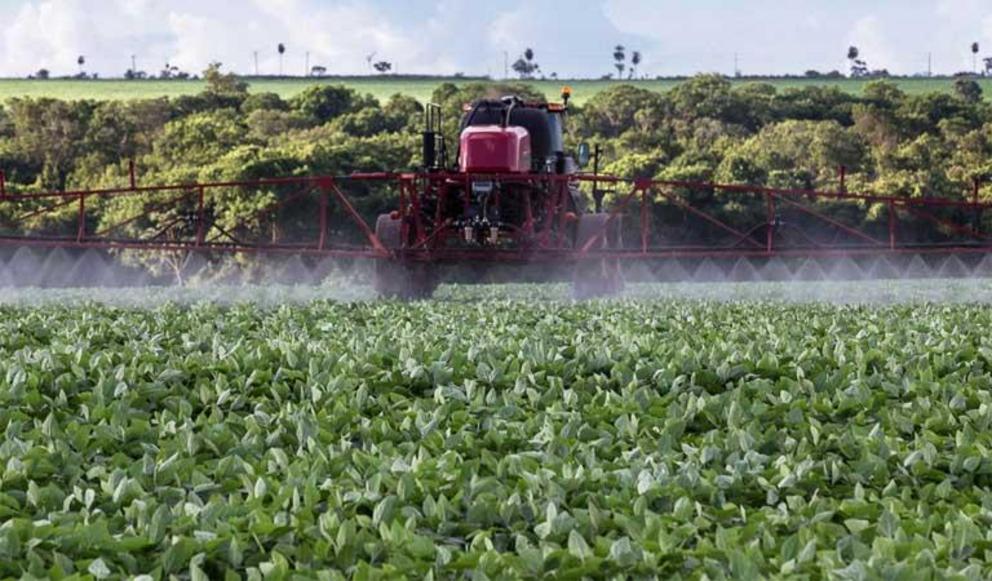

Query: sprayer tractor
[373,88,622,298]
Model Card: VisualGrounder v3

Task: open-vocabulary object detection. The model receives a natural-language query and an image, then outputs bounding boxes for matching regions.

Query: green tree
[574,84,666,138]
[863,80,906,108]
[290,85,373,124]
[150,109,251,169]
[954,78,983,104]
[241,92,288,114]
[774,86,855,124]
[203,62,249,96]
[7,98,94,189]
[245,109,309,141]
[727,120,866,189]
[382,94,424,132]
[668,75,749,126]
[898,93,976,136]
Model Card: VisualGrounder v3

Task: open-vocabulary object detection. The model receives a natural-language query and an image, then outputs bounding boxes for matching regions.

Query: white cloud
[0,0,646,79]
[602,0,843,76]
[847,15,901,74]
[2,1,992,79]
[602,0,992,76]
[4,0,88,75]
[247,0,429,75]
[0,0,438,77]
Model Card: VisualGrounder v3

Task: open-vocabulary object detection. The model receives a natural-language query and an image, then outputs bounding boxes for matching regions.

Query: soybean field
[1,281,992,578]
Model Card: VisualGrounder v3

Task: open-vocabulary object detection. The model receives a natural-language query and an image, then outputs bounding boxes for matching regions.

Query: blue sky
[0,0,990,78]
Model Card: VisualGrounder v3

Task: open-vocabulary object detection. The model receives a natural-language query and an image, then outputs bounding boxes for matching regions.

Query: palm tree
[630,51,641,79]
[524,48,539,76]
[613,45,626,79]
[512,48,539,79]
[973,42,980,74]
[277,43,286,76]
[847,46,868,77]
[77,55,85,75]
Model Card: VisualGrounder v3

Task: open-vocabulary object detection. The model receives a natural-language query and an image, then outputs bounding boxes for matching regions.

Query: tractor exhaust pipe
[423,103,443,170]
[500,95,522,128]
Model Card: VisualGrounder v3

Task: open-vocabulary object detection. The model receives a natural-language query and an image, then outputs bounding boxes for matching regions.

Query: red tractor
[372,89,623,298]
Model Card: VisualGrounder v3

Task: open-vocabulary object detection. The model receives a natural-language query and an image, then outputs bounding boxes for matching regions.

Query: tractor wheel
[572,213,624,299]
[373,214,437,299]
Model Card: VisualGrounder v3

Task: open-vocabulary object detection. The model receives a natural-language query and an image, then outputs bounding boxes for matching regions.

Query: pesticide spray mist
[616,254,992,304]
[0,247,376,306]
[2,246,992,306]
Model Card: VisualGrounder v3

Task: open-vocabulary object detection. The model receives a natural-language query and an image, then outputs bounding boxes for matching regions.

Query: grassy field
[0,76,988,104]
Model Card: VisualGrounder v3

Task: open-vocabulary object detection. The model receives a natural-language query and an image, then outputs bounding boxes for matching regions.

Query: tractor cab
[457,95,571,175]
[422,88,576,175]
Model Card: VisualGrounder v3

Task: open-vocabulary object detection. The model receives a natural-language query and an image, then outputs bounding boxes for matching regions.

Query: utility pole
[504,51,509,80]
[928,52,932,77]
[305,51,310,77]
[734,52,740,77]
[254,51,259,76]
[130,54,136,74]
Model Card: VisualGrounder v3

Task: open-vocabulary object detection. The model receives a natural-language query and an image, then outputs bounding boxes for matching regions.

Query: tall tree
[203,62,248,95]
[630,51,641,79]
[525,48,539,76]
[512,48,539,79]
[613,45,626,79]
[847,46,868,78]
[277,43,286,76]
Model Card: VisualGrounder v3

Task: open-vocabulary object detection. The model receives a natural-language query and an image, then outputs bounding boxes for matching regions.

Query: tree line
[26,41,992,81]
[0,70,990,275]
[30,42,397,81]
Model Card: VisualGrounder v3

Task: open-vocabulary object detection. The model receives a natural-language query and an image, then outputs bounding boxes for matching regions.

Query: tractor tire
[572,213,624,299]
[373,214,437,299]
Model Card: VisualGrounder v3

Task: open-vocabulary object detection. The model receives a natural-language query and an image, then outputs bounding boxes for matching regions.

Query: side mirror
[577,143,591,168]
